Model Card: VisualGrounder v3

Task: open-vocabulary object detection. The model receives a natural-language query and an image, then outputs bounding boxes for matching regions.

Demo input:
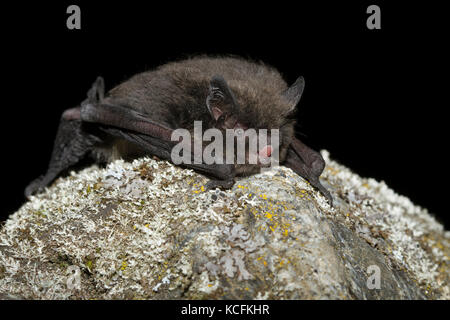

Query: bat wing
[80,77,235,185]
[284,137,333,206]
[100,126,234,181]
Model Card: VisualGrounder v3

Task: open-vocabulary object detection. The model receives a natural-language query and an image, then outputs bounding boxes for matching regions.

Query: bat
[25,56,333,205]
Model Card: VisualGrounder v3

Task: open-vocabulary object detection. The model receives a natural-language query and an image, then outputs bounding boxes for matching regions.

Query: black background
[1,300,446,318]
[1,1,448,228]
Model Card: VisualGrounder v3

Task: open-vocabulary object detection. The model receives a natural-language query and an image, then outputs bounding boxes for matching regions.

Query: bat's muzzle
[258,145,273,166]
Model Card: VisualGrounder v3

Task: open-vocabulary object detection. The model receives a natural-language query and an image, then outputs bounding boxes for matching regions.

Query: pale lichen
[0,152,448,299]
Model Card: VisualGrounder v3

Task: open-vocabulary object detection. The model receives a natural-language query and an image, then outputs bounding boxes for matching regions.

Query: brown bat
[25,56,332,205]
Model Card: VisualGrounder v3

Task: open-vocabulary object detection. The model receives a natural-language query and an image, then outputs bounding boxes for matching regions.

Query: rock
[0,151,448,299]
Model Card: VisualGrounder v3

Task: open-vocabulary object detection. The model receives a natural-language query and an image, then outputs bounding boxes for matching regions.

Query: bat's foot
[24,175,46,198]
[309,179,333,207]
[205,179,235,191]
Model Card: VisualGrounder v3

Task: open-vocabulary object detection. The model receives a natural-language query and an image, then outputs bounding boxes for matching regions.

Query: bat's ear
[206,75,238,121]
[282,76,305,114]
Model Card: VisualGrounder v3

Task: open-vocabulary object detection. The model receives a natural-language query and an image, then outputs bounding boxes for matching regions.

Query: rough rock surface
[0,151,448,299]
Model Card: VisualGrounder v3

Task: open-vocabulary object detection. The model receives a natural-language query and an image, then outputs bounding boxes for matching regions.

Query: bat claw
[24,175,46,199]
[321,188,334,207]
[205,179,235,191]
[309,179,333,207]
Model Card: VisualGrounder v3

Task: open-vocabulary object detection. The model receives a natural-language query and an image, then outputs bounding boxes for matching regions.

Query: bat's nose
[258,145,273,166]
[259,145,272,158]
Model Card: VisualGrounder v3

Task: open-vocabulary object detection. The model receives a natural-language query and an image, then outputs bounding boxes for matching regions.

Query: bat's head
[206,75,305,174]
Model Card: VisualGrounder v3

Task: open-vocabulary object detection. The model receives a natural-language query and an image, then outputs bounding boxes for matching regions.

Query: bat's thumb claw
[24,175,45,199]
[324,191,334,207]
[322,189,334,207]
[309,179,333,207]
[205,179,235,191]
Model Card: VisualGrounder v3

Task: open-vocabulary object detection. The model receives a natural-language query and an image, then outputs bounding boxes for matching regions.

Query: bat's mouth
[257,145,273,167]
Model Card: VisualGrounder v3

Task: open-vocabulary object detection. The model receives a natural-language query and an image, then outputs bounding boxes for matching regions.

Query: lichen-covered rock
[0,151,448,299]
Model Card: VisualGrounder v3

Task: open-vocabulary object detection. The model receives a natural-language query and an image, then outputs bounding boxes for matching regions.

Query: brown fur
[105,56,298,175]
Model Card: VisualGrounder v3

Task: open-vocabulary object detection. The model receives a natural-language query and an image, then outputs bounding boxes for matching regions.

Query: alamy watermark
[66,265,81,290]
[366,265,381,289]
[170,121,280,170]
[366,5,381,30]
[66,5,81,30]
[67,5,381,31]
